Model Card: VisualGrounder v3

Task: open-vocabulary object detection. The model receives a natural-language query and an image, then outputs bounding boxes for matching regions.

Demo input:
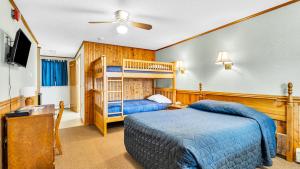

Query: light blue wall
[156,2,300,96]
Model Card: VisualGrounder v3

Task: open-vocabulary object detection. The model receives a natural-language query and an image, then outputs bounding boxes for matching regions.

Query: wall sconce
[216,52,233,70]
[176,60,186,74]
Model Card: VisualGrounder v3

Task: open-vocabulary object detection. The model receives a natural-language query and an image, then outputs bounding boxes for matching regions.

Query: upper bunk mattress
[108,99,169,117]
[124,102,276,169]
[107,66,173,74]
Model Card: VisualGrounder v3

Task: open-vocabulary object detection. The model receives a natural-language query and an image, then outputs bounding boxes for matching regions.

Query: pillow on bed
[189,99,261,116]
[147,94,172,104]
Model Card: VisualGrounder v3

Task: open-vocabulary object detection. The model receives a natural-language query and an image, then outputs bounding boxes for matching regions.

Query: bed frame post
[91,61,95,127]
[199,82,202,92]
[199,82,205,100]
[286,82,295,161]
[153,79,156,96]
[102,55,108,136]
[172,62,177,103]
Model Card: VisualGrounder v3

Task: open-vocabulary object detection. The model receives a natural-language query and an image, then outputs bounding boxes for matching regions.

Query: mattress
[108,99,169,117]
[107,66,173,74]
[107,66,123,72]
[124,106,276,169]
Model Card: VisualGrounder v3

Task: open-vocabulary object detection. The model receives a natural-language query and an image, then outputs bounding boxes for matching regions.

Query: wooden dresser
[3,105,55,169]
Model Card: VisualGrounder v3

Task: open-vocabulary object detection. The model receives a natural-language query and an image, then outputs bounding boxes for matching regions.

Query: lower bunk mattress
[108,99,169,117]
[124,101,276,169]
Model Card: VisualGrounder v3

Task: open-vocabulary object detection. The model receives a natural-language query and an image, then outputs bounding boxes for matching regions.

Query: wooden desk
[4,105,55,169]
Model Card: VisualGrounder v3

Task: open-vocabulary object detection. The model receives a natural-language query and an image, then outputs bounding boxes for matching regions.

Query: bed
[108,99,170,117]
[124,100,276,169]
[91,56,177,136]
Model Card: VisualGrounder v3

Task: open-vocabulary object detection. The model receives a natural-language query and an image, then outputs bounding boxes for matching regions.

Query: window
[42,59,68,86]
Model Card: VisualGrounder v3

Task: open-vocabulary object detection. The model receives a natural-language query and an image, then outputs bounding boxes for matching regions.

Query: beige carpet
[55,125,299,169]
[59,109,83,129]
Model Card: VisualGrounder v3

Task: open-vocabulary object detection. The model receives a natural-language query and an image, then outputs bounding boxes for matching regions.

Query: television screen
[9,29,31,67]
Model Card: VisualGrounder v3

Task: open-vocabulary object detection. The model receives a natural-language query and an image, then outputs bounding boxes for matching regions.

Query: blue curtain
[42,59,68,86]
[55,60,62,86]
[62,61,68,85]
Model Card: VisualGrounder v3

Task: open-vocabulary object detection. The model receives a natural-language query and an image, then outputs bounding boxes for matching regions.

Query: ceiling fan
[89,10,152,34]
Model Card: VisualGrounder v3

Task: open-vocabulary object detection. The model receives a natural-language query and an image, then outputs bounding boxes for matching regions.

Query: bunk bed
[91,56,176,136]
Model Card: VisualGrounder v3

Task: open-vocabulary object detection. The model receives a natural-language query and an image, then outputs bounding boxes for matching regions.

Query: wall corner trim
[9,0,39,44]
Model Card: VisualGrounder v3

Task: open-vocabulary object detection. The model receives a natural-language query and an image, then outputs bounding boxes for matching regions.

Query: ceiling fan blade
[130,22,152,30]
[88,21,115,24]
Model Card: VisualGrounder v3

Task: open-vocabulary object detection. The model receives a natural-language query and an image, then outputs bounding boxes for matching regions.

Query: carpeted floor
[55,125,299,169]
[59,109,83,129]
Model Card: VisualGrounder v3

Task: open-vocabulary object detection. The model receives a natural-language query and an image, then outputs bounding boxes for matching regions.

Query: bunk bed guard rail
[123,59,174,72]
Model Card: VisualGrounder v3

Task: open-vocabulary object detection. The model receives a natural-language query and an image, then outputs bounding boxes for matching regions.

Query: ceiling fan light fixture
[89,10,152,31]
[116,25,128,34]
[115,10,129,21]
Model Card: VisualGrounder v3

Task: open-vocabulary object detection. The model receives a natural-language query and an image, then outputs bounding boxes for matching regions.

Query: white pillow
[147,94,172,104]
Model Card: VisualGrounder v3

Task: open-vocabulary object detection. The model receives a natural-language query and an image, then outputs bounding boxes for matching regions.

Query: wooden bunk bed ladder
[107,76,124,118]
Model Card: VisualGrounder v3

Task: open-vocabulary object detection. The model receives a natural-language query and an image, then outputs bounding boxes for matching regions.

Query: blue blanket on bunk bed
[106,66,173,74]
[124,100,276,169]
[108,99,169,117]
[107,66,123,72]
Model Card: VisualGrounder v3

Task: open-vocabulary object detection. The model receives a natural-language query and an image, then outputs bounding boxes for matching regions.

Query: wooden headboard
[155,82,300,161]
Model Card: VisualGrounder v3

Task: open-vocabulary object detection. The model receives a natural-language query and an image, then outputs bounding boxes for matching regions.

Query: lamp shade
[20,87,36,97]
[216,52,232,64]
[176,60,183,68]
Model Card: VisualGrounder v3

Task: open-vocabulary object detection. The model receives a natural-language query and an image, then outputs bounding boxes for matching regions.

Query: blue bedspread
[108,99,169,117]
[124,100,276,169]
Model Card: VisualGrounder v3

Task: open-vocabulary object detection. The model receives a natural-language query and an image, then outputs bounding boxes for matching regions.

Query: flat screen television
[7,29,31,67]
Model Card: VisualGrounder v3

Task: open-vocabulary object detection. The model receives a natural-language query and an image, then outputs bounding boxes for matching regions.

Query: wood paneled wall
[83,41,155,125]
[85,41,155,67]
[124,79,153,100]
[0,97,25,115]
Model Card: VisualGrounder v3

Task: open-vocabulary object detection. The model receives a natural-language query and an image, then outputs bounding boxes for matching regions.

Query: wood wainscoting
[82,41,156,125]
[0,97,25,115]
[160,87,300,162]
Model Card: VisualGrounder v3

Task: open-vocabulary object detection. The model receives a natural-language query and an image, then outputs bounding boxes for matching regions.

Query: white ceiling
[15,0,288,57]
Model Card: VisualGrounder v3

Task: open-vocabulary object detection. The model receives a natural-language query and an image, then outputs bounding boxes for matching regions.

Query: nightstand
[168,104,188,110]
